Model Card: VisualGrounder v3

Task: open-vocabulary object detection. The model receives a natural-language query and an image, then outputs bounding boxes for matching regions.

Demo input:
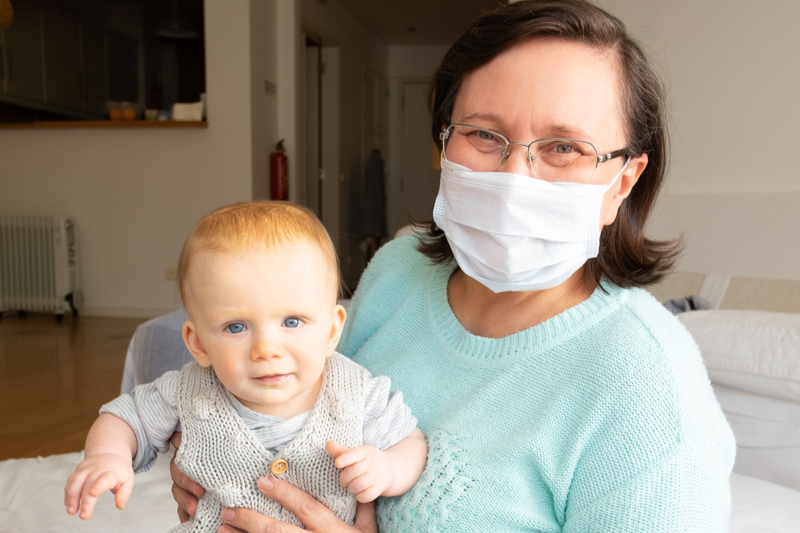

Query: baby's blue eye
[283,317,301,328]
[225,323,246,334]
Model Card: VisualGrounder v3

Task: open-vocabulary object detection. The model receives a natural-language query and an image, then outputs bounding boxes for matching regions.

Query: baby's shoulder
[329,351,374,379]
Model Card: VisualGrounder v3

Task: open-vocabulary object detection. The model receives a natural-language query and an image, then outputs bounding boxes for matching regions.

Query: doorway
[300,35,340,252]
[399,81,440,226]
[303,36,323,221]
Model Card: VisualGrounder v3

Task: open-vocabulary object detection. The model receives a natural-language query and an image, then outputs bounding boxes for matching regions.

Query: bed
[2,293,800,532]
[3,449,800,532]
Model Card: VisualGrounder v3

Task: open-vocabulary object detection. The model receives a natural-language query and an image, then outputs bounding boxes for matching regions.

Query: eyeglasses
[440,123,628,184]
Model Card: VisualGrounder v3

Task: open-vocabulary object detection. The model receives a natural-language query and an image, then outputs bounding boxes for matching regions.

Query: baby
[64,201,427,530]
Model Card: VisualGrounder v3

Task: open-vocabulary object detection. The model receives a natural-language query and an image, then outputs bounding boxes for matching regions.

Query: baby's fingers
[333,445,367,469]
[325,440,349,460]
[339,459,368,488]
[78,471,121,519]
[77,490,98,520]
[88,470,123,497]
[355,485,382,504]
[346,472,376,498]
[112,477,134,510]
[64,470,89,515]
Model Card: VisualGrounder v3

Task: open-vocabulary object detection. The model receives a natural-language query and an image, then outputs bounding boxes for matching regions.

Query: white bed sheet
[3,452,800,532]
[0,451,178,533]
[730,472,800,533]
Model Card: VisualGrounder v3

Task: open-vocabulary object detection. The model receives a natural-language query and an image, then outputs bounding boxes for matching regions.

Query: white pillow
[679,310,800,490]
[678,310,800,402]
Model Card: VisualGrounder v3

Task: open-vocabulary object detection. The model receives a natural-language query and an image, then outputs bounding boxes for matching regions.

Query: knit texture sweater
[172,353,369,532]
[338,235,736,533]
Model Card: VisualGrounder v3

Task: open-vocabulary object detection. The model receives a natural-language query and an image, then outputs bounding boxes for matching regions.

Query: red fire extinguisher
[270,140,289,200]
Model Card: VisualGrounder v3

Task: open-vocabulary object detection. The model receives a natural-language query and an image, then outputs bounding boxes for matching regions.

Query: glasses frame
[440,123,629,180]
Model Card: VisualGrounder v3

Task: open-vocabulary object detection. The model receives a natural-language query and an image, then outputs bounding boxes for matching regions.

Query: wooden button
[270,458,289,475]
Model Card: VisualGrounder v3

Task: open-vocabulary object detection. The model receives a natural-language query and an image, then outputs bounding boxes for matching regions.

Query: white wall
[650,192,800,281]
[0,0,280,317]
[641,0,798,196]
[597,0,800,280]
[598,0,800,196]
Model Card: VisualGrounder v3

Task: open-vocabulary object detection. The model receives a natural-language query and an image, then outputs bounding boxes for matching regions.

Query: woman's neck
[446,268,595,339]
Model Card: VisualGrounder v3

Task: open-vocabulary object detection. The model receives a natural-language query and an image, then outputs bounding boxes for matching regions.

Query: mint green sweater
[339,236,735,532]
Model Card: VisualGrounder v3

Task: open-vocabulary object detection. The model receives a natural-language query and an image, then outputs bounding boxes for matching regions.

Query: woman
[173,1,735,531]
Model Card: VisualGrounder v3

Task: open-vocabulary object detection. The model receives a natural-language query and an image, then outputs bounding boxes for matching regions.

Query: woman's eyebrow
[459,112,505,125]
[544,123,594,141]
[457,114,595,141]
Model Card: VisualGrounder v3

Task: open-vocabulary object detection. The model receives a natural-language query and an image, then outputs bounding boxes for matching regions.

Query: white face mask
[432,157,628,293]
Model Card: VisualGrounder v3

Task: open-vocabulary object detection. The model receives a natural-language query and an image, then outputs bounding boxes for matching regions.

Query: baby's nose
[251,338,282,360]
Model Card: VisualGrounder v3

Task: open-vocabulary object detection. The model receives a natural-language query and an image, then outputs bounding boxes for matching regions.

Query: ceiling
[36,0,205,33]
[38,0,503,46]
[334,0,504,45]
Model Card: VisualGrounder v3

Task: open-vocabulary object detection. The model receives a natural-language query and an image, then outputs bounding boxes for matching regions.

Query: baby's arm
[326,427,427,502]
[64,413,137,520]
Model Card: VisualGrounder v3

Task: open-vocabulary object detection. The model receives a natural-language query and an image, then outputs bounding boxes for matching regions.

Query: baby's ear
[326,304,347,357]
[182,320,212,367]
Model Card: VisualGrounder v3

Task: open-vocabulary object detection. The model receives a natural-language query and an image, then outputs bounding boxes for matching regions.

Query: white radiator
[0,215,83,316]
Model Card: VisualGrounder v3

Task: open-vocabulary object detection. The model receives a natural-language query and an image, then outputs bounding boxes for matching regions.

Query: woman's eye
[554,144,574,154]
[225,323,246,334]
[477,130,495,141]
[283,317,301,328]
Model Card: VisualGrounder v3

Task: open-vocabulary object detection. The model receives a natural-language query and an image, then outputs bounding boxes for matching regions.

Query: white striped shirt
[101,367,417,473]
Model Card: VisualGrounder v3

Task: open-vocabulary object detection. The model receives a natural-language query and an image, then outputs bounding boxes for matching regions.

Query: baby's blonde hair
[177,201,339,306]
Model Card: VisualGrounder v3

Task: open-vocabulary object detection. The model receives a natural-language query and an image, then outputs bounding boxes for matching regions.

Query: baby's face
[181,241,344,418]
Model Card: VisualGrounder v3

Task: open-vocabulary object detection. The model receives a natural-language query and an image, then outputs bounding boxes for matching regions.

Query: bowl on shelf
[106,101,142,121]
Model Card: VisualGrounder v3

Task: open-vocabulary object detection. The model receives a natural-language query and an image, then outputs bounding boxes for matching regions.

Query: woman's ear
[182,320,212,367]
[600,153,648,227]
[325,304,347,357]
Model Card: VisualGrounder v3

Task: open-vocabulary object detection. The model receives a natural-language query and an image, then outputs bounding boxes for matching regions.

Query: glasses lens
[529,139,599,183]
[442,125,507,172]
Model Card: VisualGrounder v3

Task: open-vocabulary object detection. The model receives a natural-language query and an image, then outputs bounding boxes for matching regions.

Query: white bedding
[0,452,178,532]
[730,472,800,533]
[2,452,800,532]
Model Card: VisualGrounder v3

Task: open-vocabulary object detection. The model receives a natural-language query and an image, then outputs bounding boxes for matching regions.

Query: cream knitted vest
[171,352,368,532]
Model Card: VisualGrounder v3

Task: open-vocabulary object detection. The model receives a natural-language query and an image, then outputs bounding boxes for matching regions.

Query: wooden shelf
[0,120,208,130]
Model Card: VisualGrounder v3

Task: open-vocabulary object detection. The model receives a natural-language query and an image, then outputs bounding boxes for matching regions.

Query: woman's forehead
[453,38,625,145]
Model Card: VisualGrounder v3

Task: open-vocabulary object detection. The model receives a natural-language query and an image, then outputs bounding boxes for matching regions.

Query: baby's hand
[326,440,394,503]
[64,453,135,520]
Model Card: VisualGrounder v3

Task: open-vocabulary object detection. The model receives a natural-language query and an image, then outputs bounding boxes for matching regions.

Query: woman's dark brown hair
[419,0,679,289]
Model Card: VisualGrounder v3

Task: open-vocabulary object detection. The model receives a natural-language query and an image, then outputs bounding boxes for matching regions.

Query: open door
[399,81,440,224]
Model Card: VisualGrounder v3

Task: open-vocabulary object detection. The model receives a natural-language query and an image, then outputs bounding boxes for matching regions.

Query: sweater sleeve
[99,370,181,473]
[562,295,735,532]
[563,442,732,532]
[361,375,417,451]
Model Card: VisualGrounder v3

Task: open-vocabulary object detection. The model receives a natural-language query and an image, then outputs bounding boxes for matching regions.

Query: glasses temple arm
[598,148,629,164]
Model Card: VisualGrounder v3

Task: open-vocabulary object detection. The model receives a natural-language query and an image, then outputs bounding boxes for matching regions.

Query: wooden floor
[0,313,145,461]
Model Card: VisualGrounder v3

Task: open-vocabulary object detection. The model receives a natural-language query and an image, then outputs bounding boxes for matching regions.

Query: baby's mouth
[254,374,290,384]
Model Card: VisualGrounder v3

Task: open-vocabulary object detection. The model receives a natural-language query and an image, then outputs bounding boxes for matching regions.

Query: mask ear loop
[605,156,631,191]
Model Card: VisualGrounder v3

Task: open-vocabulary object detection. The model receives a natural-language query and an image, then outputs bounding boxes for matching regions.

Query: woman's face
[450,38,648,226]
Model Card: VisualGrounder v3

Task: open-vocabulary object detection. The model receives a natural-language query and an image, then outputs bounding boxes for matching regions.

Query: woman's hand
[169,432,205,523]
[218,476,378,533]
